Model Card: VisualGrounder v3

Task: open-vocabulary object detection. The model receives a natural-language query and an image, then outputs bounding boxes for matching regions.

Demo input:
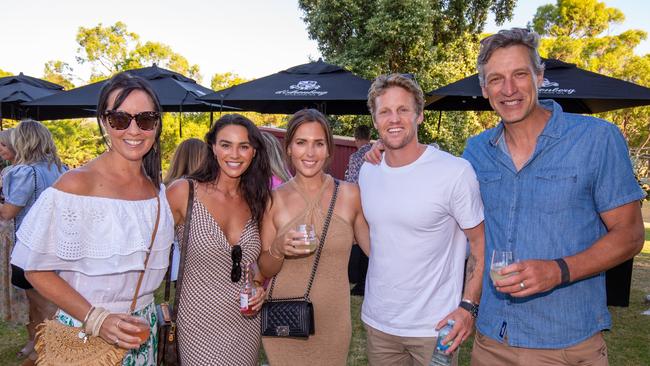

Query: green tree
[76,22,201,82]
[298,0,516,154]
[210,72,247,91]
[531,0,650,148]
[44,120,104,168]
[43,60,76,90]
[0,69,11,77]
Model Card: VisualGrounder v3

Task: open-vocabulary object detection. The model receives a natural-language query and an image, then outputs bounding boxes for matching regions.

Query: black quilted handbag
[261,180,339,338]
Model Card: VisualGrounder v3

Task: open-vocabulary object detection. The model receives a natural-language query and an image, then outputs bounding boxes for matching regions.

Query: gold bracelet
[268,247,283,260]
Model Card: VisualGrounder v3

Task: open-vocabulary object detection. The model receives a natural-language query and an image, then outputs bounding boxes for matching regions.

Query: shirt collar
[488,99,564,147]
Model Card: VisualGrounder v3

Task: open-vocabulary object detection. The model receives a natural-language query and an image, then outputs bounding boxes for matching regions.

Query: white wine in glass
[490,250,516,283]
[296,224,317,252]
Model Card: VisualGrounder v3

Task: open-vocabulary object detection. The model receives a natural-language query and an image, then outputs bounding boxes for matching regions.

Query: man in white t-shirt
[359,74,485,366]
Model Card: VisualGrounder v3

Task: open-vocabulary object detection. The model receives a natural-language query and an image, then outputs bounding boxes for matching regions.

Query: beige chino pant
[471,331,608,366]
[365,323,459,366]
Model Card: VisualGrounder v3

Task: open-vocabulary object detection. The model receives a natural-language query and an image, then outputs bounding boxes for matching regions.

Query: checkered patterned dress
[176,197,261,366]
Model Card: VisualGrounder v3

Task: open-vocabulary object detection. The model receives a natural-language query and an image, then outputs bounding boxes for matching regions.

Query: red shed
[259,126,357,180]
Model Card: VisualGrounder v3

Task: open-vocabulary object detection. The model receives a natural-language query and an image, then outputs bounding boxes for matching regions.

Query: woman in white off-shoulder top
[11,73,173,366]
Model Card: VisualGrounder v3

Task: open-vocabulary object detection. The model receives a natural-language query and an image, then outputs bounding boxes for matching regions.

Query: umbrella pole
[210,111,214,128]
[179,109,183,138]
[436,111,442,134]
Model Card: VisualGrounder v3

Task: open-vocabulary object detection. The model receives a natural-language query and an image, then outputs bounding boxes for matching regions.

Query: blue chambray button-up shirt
[462,100,646,349]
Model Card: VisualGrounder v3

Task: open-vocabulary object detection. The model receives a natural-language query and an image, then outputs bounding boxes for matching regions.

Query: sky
[2,0,648,87]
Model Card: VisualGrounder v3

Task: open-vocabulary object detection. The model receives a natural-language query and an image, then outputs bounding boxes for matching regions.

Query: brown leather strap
[129,184,161,313]
[169,179,195,320]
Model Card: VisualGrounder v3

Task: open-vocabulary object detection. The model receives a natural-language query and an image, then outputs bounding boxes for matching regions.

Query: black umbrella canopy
[199,59,373,115]
[0,73,64,120]
[426,59,650,114]
[24,64,227,120]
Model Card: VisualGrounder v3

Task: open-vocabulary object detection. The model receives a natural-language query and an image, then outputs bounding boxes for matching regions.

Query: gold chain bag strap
[261,180,339,338]
[34,187,161,366]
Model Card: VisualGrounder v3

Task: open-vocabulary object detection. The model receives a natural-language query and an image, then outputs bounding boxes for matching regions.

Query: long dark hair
[96,73,163,186]
[189,114,271,225]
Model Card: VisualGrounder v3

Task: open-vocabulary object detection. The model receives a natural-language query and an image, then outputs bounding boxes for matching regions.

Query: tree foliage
[0,69,11,77]
[299,0,515,84]
[298,0,516,154]
[76,22,201,82]
[531,0,649,148]
[43,60,76,90]
[210,72,247,91]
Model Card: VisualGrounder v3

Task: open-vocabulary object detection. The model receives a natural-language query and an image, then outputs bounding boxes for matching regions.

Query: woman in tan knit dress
[259,109,370,366]
[166,114,272,365]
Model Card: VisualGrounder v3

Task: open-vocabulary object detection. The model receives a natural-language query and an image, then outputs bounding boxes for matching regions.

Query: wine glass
[295,224,317,252]
[490,250,515,284]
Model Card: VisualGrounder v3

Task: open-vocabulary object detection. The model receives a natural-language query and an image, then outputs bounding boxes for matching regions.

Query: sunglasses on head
[231,245,242,282]
[103,110,160,131]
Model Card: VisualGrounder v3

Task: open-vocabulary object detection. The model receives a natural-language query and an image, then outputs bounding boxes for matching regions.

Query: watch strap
[554,258,570,285]
[459,299,478,319]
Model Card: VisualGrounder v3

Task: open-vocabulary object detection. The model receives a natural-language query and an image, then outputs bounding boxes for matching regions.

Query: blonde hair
[261,131,291,183]
[0,128,15,155]
[163,138,211,185]
[12,120,63,171]
[367,74,424,116]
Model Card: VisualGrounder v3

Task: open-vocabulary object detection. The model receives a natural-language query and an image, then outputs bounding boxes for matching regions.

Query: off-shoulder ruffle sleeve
[11,185,174,276]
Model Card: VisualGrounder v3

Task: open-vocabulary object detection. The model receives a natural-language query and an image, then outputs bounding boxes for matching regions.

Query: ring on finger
[113,337,119,345]
[519,281,525,289]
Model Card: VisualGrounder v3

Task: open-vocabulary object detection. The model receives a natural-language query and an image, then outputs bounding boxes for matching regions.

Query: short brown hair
[477,28,545,86]
[367,73,424,116]
[284,109,334,169]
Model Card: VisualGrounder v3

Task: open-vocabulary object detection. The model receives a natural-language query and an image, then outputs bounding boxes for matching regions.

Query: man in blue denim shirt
[463,28,646,365]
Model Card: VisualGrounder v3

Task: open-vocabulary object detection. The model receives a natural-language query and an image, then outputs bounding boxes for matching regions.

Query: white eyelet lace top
[11,185,174,314]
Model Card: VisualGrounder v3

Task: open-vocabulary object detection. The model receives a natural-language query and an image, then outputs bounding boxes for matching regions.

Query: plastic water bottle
[430,319,455,366]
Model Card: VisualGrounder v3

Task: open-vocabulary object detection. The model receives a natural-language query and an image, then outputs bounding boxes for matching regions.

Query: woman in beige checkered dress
[166,114,272,365]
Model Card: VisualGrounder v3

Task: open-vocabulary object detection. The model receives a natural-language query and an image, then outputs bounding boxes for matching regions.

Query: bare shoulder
[52,167,96,196]
[337,180,361,200]
[166,179,190,210]
[268,186,289,213]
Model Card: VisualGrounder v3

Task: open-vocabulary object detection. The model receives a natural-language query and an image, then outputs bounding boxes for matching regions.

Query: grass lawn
[2,226,649,365]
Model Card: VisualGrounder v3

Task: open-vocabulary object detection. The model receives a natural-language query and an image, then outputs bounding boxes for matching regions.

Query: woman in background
[11,74,173,365]
[261,131,291,188]
[163,138,212,186]
[163,137,211,281]
[1,121,66,365]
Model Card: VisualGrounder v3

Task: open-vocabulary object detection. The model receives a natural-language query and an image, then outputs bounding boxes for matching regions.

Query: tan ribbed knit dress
[262,176,354,366]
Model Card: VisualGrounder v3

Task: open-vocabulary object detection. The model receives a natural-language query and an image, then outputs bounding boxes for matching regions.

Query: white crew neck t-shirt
[359,146,483,337]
